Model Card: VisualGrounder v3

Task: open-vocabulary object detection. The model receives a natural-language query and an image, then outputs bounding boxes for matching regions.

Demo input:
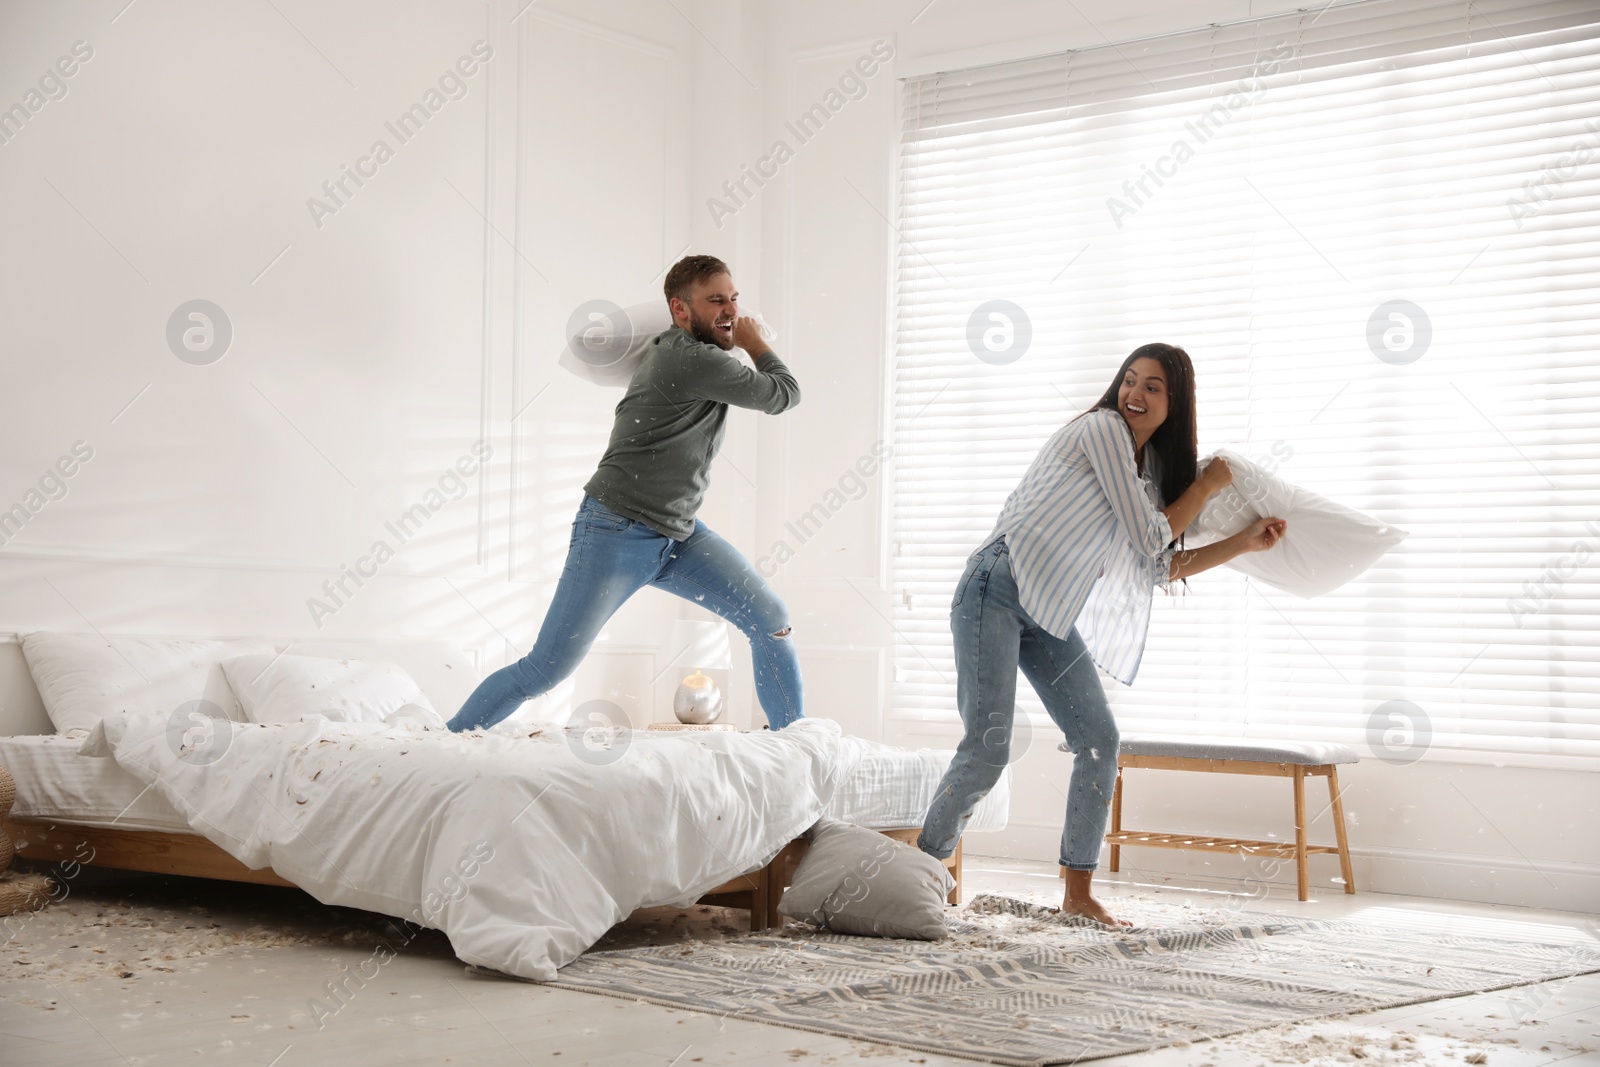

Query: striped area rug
[551,894,1600,1066]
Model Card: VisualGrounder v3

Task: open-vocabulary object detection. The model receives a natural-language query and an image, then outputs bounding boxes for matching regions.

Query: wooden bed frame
[4,818,961,933]
[0,638,965,933]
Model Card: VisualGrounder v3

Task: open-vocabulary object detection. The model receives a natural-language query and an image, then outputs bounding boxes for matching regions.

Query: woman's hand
[1164,457,1234,540]
[1240,516,1287,552]
[1200,456,1233,496]
[1171,515,1286,580]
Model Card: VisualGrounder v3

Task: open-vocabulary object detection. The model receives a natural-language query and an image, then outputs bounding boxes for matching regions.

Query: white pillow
[384,702,448,730]
[1190,447,1408,598]
[557,298,774,387]
[288,639,478,718]
[21,632,272,734]
[222,653,436,725]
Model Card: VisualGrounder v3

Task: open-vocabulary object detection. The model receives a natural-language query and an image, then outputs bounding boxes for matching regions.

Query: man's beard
[687,308,733,349]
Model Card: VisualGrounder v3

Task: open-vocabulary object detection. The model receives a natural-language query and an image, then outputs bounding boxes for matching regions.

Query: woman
[917,343,1286,927]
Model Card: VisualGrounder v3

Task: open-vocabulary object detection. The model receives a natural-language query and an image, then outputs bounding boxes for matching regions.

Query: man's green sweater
[583,325,800,540]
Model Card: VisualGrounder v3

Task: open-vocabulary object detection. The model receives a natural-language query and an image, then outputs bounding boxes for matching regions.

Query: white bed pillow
[558,298,774,387]
[385,702,448,730]
[21,632,272,734]
[222,653,437,725]
[1190,447,1408,598]
[288,640,477,719]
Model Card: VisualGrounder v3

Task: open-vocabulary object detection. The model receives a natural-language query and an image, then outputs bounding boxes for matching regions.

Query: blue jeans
[918,537,1120,871]
[448,496,804,732]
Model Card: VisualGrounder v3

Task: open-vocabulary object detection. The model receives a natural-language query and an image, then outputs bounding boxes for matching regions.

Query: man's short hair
[663,254,729,307]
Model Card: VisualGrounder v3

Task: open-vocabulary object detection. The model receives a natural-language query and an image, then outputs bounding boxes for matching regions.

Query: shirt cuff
[1154,509,1174,550]
[1153,543,1176,591]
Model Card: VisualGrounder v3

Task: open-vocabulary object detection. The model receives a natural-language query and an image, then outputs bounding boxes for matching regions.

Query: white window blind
[891,0,1600,767]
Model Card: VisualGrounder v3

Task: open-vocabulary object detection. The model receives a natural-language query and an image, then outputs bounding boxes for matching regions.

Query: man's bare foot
[1060,868,1133,927]
[1060,895,1132,928]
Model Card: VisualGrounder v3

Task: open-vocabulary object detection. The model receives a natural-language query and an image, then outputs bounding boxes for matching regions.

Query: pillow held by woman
[1190,447,1407,598]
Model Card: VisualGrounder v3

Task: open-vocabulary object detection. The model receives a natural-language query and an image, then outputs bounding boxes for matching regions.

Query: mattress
[0,728,1008,836]
[829,735,1009,832]
[0,732,191,832]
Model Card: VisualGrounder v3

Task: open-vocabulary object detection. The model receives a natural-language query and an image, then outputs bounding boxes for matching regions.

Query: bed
[0,634,1007,978]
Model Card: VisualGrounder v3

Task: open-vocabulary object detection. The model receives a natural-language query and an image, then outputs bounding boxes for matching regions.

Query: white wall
[3,0,1594,913]
[1,1,504,649]
[0,0,776,731]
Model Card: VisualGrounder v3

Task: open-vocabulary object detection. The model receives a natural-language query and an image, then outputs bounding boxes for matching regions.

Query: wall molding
[517,5,675,61]
[789,36,888,64]
[504,4,678,582]
[769,37,898,592]
[0,542,489,579]
[475,2,498,571]
[1,628,487,656]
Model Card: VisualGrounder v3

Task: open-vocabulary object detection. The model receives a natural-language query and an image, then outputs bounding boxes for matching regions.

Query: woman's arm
[1079,410,1178,556]
[1169,516,1287,581]
[1162,456,1232,540]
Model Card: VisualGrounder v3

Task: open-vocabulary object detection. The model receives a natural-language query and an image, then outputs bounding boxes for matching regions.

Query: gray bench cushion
[1060,734,1360,765]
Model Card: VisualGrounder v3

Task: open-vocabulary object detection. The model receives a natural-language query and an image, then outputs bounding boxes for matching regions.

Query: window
[891,0,1600,767]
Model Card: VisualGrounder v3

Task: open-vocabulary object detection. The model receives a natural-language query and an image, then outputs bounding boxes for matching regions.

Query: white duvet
[83,712,861,981]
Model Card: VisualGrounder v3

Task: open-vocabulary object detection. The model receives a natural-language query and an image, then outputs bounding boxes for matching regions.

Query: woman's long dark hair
[1081,343,1198,513]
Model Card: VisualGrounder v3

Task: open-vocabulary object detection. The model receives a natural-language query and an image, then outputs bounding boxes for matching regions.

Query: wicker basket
[0,764,14,877]
[0,871,52,916]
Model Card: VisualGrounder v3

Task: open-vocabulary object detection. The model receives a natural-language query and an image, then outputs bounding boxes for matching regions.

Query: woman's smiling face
[1117,356,1170,439]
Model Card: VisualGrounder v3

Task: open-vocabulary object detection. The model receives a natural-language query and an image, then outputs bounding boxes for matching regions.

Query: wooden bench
[1059,735,1358,901]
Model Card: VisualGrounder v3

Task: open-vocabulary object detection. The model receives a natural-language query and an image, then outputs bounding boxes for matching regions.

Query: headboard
[0,633,484,736]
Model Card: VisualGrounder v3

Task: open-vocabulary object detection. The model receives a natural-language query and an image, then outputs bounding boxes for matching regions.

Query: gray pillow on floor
[777,818,954,940]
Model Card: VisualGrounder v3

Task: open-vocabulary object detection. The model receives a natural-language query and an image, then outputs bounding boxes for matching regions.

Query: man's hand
[1201,456,1234,495]
[1240,516,1287,552]
[732,316,770,357]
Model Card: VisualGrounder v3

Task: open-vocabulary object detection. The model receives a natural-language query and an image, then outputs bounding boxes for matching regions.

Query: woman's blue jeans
[448,496,804,732]
[918,537,1120,871]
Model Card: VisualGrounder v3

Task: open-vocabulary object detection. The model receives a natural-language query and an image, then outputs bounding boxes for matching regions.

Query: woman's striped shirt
[984,407,1175,684]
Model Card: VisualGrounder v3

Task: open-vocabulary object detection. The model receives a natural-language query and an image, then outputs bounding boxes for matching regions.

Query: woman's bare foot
[1060,895,1132,927]
[1061,868,1133,928]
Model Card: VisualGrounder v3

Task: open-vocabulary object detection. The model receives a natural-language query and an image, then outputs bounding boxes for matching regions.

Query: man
[448,255,804,732]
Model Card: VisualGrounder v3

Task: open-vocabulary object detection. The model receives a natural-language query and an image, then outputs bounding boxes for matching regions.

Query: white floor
[2,857,1597,1067]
